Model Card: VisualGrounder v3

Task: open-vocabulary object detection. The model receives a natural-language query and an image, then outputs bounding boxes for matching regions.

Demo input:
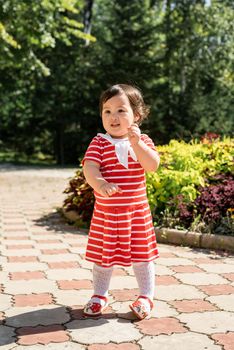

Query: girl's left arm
[128,125,160,172]
[132,140,160,172]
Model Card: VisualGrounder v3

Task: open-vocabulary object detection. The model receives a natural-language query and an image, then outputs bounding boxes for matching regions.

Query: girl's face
[101,93,138,139]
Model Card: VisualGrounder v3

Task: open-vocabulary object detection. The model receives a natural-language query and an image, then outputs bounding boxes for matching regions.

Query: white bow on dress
[98,133,137,169]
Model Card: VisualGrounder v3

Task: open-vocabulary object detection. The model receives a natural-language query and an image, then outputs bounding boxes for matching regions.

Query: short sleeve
[82,136,102,166]
[141,134,159,155]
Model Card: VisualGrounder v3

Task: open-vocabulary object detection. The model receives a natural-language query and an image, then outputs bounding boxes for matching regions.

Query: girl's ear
[134,113,140,123]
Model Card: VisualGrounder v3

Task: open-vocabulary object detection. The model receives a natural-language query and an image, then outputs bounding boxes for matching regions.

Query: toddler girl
[82,83,160,319]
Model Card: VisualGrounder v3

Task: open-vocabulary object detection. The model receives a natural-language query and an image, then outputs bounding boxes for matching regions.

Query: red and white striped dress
[82,133,159,267]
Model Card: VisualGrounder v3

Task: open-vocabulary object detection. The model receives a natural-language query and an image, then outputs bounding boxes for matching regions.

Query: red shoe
[83,295,108,316]
[129,295,154,320]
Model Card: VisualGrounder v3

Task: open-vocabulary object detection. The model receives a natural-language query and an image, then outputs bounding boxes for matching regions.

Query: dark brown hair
[99,84,150,124]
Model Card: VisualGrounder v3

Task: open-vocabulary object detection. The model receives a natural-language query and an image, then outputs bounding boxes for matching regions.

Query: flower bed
[62,136,234,236]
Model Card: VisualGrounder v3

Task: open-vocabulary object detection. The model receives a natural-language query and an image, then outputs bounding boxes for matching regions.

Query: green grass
[0,150,56,166]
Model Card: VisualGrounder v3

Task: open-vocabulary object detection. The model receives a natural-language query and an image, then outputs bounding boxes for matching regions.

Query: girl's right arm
[83,160,122,197]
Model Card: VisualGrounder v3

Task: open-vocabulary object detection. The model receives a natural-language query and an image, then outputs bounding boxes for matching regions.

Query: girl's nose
[111,112,118,120]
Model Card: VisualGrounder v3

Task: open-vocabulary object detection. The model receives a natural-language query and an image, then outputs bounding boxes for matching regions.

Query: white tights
[92,261,155,300]
[132,261,155,300]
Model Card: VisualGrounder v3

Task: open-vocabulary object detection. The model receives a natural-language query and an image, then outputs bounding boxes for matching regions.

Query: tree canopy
[0,0,233,164]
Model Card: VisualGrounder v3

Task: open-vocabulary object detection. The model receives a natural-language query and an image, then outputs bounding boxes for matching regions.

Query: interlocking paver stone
[110,289,139,301]
[41,249,69,254]
[111,301,137,320]
[58,280,92,290]
[156,285,206,301]
[1,249,41,257]
[157,275,180,285]
[178,311,234,334]
[212,332,234,350]
[10,271,46,280]
[12,344,85,350]
[109,276,139,289]
[158,258,194,266]
[200,264,234,273]
[136,317,187,336]
[154,265,174,276]
[39,253,79,262]
[0,271,8,280]
[138,333,221,350]
[7,256,38,262]
[54,290,92,306]
[46,268,92,280]
[88,344,140,350]
[5,305,70,327]
[0,325,16,347]
[151,300,178,318]
[170,299,217,312]
[207,295,234,311]
[175,272,228,285]
[48,261,80,269]
[36,243,70,250]
[67,318,142,344]
[17,325,69,345]
[170,265,204,273]
[4,279,58,294]
[14,293,54,307]
[0,294,12,311]
[222,273,234,282]
[198,284,234,295]
[3,262,47,272]
[7,244,34,249]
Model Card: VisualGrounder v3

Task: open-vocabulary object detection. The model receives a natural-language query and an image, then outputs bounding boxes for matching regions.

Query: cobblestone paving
[0,164,234,350]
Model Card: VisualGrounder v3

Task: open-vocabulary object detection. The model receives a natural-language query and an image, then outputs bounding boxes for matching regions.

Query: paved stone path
[0,165,234,350]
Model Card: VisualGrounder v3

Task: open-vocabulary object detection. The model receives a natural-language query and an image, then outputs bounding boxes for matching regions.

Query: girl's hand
[98,182,122,197]
[127,123,141,145]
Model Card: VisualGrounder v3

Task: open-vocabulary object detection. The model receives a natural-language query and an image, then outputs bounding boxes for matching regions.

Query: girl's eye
[118,109,125,113]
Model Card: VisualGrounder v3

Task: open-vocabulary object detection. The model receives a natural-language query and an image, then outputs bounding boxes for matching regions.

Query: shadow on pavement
[1,306,132,346]
[33,211,87,236]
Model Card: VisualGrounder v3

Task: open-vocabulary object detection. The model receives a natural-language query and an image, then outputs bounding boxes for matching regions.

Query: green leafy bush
[63,171,94,227]
[62,137,234,235]
[147,137,233,213]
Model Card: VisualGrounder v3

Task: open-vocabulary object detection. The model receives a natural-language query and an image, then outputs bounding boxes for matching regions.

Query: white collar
[98,133,137,168]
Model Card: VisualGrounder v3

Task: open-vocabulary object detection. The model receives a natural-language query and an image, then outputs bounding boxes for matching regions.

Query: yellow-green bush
[147,137,233,211]
[63,137,234,235]
[147,137,233,233]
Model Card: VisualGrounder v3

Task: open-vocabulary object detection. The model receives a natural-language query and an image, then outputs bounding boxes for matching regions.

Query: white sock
[92,263,113,298]
[132,261,155,301]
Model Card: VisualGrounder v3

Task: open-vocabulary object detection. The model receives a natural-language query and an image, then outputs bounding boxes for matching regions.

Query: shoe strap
[92,294,108,303]
[138,295,154,309]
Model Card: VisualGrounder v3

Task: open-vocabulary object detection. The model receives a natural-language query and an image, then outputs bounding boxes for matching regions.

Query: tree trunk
[83,0,94,46]
[55,115,65,165]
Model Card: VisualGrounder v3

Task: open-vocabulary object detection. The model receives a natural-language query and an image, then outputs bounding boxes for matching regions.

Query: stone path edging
[156,228,234,252]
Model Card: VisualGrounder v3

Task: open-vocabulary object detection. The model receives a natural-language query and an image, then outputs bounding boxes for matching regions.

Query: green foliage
[157,0,234,141]
[63,138,234,235]
[63,169,94,227]
[0,0,234,164]
[0,0,95,73]
[146,137,234,214]
[0,0,95,164]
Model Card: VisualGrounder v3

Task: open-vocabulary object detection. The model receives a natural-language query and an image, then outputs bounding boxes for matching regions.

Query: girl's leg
[84,263,113,315]
[93,263,113,296]
[131,261,155,318]
[132,261,155,300]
